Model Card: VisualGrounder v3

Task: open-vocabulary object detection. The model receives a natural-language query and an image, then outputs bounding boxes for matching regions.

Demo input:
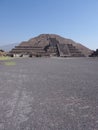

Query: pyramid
[10,34,92,57]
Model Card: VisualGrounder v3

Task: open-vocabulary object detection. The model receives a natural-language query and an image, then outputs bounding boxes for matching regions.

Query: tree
[89,49,98,57]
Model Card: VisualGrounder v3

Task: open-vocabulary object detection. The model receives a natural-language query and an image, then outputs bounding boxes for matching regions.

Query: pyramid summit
[10,34,92,57]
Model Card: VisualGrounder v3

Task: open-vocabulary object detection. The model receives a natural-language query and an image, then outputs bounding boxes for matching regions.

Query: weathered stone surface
[10,34,92,57]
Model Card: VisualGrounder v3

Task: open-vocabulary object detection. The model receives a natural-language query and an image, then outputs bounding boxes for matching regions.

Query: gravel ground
[0,57,98,130]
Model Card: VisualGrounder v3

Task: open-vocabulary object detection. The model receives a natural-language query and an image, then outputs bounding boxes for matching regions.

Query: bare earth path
[0,57,98,130]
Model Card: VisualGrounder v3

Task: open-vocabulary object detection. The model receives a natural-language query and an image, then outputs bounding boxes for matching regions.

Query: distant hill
[10,34,93,57]
[0,43,19,52]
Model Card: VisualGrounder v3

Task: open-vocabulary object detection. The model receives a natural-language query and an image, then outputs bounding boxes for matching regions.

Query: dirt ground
[0,57,98,130]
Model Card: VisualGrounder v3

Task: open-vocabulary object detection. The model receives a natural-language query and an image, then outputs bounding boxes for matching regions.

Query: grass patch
[0,56,12,61]
[4,61,16,66]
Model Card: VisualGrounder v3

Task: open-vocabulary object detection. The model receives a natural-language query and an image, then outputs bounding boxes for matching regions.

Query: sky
[0,0,98,50]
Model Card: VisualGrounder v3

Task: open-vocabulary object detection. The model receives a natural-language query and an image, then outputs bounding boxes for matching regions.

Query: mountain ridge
[0,43,19,52]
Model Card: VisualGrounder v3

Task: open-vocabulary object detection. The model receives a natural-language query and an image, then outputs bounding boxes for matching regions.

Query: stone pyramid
[10,34,92,57]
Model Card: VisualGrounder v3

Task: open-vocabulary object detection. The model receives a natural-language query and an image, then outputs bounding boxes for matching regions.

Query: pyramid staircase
[57,43,85,57]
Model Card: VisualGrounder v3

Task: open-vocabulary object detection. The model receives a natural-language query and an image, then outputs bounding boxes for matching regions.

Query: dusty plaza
[0,57,98,130]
